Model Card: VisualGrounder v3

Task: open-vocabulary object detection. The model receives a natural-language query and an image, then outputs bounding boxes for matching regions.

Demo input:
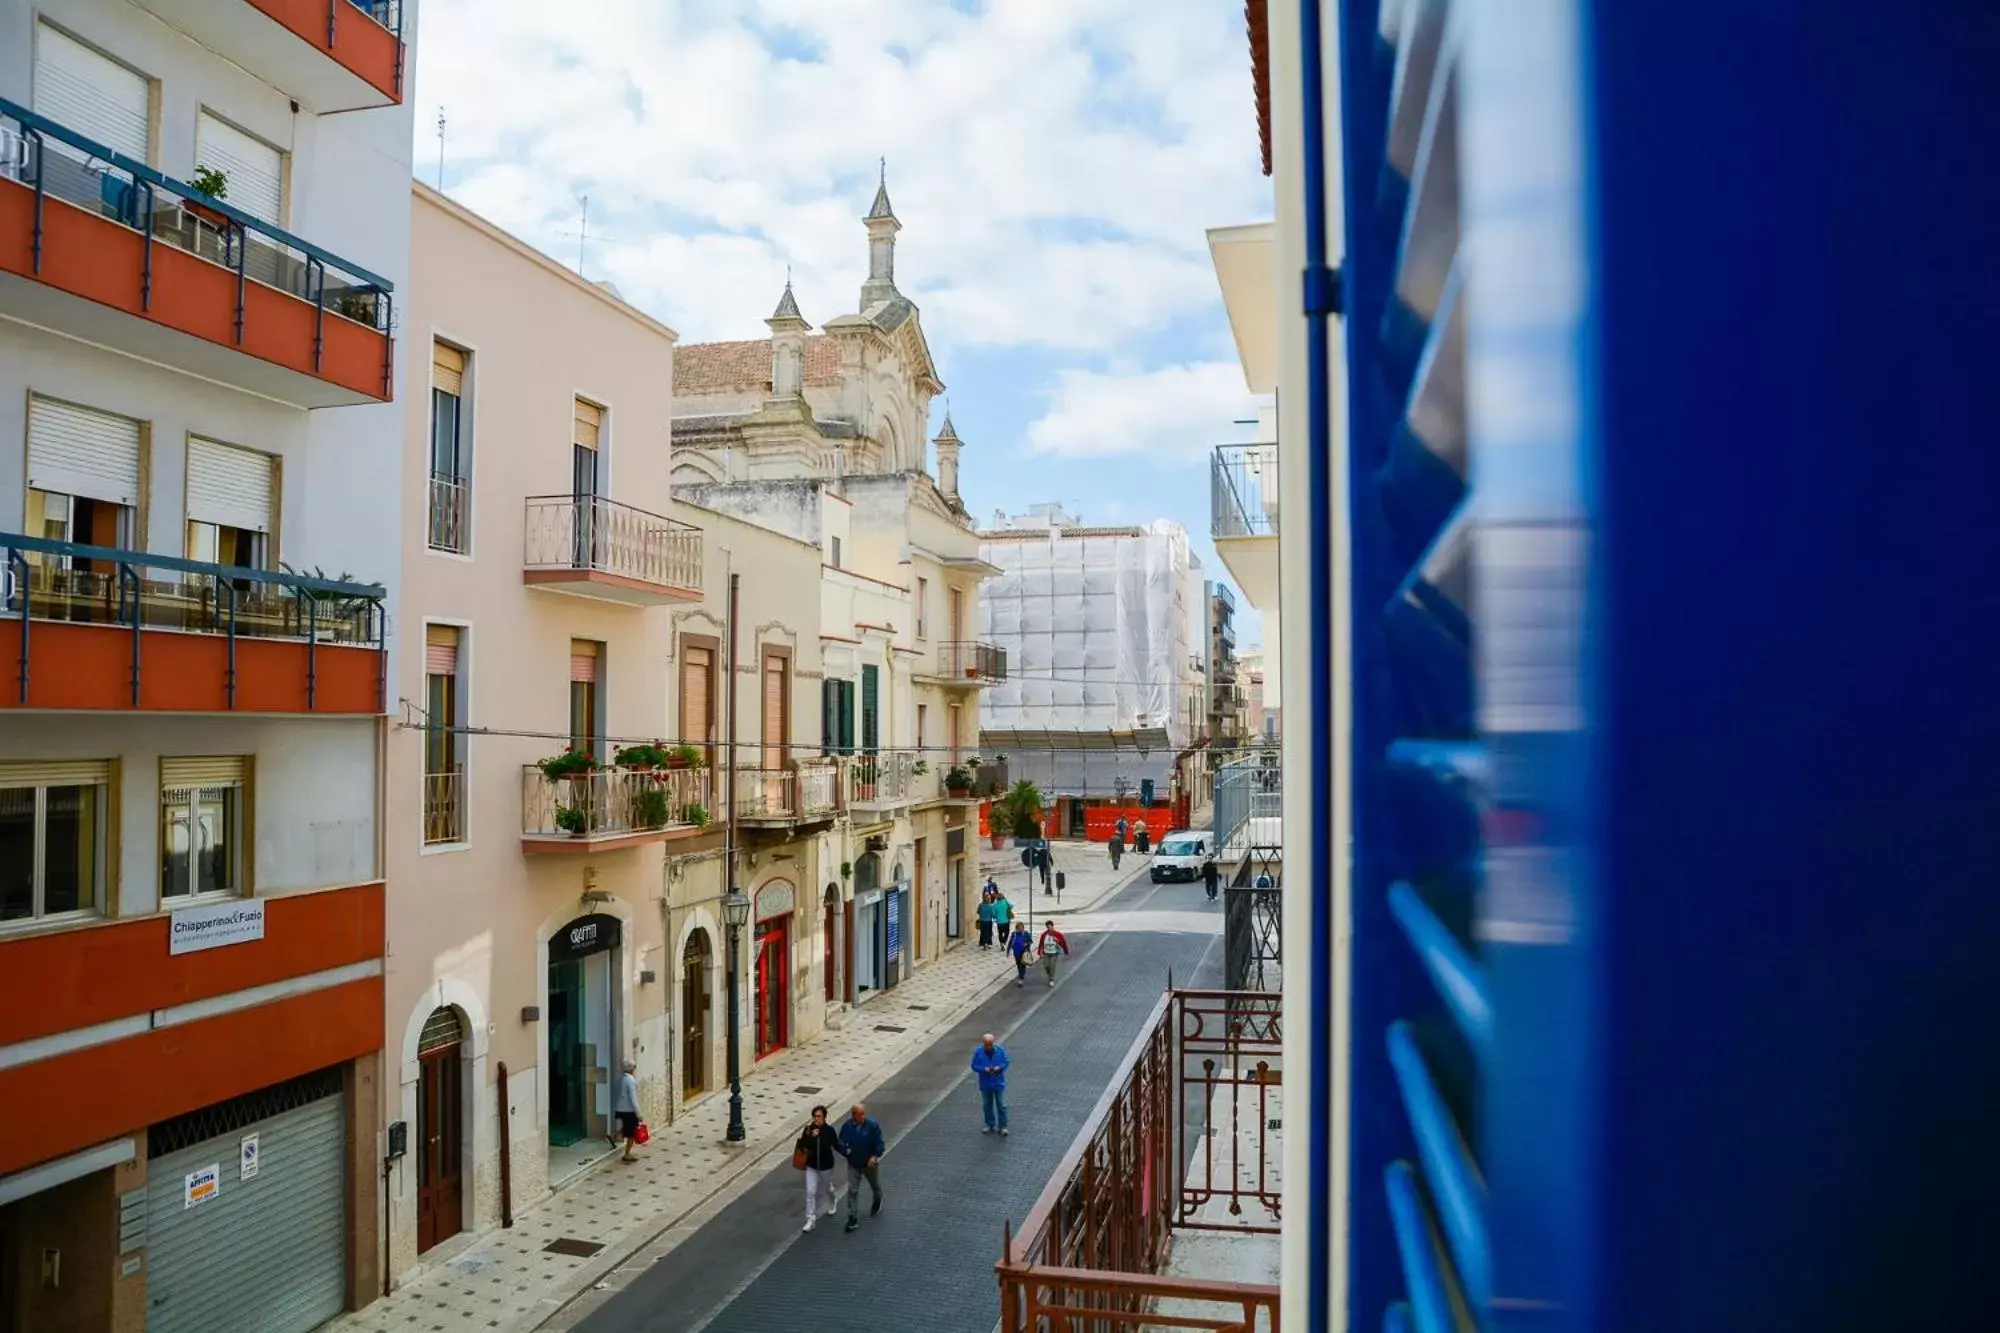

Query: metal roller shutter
[144,1093,345,1333]
[425,624,459,675]
[763,655,787,766]
[681,646,711,748]
[433,342,465,396]
[27,397,141,506]
[33,23,148,163]
[186,439,274,533]
[160,756,245,787]
[195,111,282,225]
[570,641,600,684]
[574,400,602,450]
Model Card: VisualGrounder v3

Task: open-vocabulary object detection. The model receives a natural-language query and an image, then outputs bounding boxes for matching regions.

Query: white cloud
[412,0,1270,355]
[1024,362,1262,461]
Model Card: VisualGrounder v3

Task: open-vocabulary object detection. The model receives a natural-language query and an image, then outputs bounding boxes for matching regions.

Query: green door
[547,959,586,1147]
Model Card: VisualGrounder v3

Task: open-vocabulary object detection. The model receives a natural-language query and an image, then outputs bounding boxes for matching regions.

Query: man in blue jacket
[970,1033,1011,1136]
[836,1102,885,1232]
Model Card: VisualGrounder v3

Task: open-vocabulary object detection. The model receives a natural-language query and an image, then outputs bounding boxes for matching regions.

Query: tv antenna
[558,194,615,277]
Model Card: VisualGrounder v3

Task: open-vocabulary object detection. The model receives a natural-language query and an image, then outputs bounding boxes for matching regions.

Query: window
[569,640,603,759]
[761,649,791,768]
[429,343,469,553]
[0,761,110,923]
[185,439,275,583]
[820,678,855,756]
[25,398,141,591]
[572,400,602,569]
[916,703,927,760]
[424,626,465,845]
[948,702,962,764]
[860,665,880,754]
[829,535,842,568]
[160,757,245,899]
[680,638,717,762]
[916,577,929,637]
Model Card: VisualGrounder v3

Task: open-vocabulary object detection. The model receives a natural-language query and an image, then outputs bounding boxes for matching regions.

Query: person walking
[613,1061,642,1161]
[1108,835,1124,871]
[1037,843,1054,894]
[970,1033,1011,1136]
[992,890,1014,951]
[1202,855,1221,903]
[1134,819,1150,856]
[836,1102,885,1232]
[795,1105,841,1231]
[1008,921,1033,985]
[1115,814,1129,846]
[1036,918,1071,987]
[976,889,996,949]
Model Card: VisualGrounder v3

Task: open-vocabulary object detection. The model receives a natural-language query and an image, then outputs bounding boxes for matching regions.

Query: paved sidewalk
[327,859,1146,1333]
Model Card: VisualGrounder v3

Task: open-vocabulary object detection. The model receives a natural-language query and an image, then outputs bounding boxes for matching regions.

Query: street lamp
[721,886,752,1144]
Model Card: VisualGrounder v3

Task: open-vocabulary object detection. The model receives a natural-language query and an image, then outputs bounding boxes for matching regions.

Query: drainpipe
[496,1061,513,1227]
[1299,0,1339,1329]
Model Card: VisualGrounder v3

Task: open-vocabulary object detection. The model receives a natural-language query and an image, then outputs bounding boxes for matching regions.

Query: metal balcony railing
[522,494,702,593]
[732,759,840,821]
[843,749,916,808]
[521,765,710,840]
[997,989,1281,1331]
[0,96,396,344]
[934,640,1007,682]
[1211,443,1280,539]
[346,0,404,34]
[1214,753,1281,859]
[427,475,468,554]
[423,769,464,845]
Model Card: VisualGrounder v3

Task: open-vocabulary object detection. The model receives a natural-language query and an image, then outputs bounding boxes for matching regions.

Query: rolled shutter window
[433,343,465,395]
[425,624,459,675]
[574,400,602,451]
[570,641,600,684]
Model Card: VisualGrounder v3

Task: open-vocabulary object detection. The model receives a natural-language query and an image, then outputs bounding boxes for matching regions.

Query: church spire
[932,407,963,501]
[861,157,902,308]
[765,274,811,402]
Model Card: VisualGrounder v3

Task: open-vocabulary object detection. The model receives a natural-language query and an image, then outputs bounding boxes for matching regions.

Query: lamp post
[722,886,751,1144]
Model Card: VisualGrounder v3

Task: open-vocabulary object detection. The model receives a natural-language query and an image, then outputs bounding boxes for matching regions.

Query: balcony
[2,533,383,714]
[423,769,465,846]
[132,1,406,113]
[522,495,703,605]
[916,640,1008,686]
[520,765,712,855]
[427,475,469,555]
[842,749,917,817]
[1211,443,1279,610]
[0,101,395,408]
[732,760,840,826]
[996,989,1281,1332]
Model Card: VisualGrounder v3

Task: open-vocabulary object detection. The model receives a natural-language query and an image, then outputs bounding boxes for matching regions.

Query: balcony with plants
[0,100,395,407]
[520,744,711,854]
[2,533,383,713]
[522,495,704,605]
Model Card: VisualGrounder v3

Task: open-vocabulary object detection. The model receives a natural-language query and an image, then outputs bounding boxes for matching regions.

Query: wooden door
[681,932,711,1097]
[415,1028,464,1254]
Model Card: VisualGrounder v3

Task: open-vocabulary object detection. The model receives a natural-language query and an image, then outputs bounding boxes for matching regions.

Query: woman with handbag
[794,1105,841,1231]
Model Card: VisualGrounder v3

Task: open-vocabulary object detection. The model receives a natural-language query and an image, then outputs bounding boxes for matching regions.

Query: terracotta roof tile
[675,333,841,394]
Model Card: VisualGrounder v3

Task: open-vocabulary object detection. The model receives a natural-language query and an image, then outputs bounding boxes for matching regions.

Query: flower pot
[990,833,1006,850]
[947,785,971,799]
[666,757,692,770]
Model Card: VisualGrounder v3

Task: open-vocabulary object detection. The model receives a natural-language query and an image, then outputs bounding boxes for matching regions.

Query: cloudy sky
[412,0,1272,640]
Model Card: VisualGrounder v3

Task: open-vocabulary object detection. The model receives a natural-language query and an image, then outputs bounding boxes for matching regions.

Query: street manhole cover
[544,1238,604,1258]
[794,1085,823,1094]
[874,1024,908,1033]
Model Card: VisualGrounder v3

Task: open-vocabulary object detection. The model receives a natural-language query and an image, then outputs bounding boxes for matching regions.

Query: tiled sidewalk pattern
[326,850,1146,1333]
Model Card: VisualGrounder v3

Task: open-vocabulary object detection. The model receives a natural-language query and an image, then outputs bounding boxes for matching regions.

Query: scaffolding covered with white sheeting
[976,518,1199,796]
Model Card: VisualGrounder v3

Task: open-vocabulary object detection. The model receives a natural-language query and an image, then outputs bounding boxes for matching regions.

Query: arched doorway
[823,885,841,1003]
[415,1006,465,1254]
[853,853,882,997]
[681,930,712,1098]
[547,913,621,1150]
[753,880,795,1058]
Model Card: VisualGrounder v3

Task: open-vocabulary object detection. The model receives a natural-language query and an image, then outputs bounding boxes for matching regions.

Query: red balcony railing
[996,988,1282,1331]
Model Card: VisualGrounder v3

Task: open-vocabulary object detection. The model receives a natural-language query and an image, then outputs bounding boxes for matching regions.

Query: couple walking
[976,881,1015,950]
[1006,919,1069,987]
[793,1102,886,1233]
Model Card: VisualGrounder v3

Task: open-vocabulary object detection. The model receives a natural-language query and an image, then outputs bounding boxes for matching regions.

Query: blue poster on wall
[886,890,901,958]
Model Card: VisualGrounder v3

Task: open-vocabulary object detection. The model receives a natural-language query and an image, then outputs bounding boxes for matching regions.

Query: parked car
[1150,830,1212,883]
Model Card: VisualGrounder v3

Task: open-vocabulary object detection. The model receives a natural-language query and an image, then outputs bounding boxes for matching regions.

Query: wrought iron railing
[520,765,710,839]
[346,0,405,34]
[0,97,395,353]
[1213,753,1282,858]
[522,494,702,593]
[997,988,1281,1331]
[427,475,468,554]
[935,640,1008,682]
[423,769,464,845]
[797,759,839,815]
[732,759,840,820]
[1211,443,1280,539]
[843,749,916,807]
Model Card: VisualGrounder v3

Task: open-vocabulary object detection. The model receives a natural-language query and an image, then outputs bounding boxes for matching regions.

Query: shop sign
[169,899,265,955]
[550,913,622,962]
[239,1134,259,1180]
[183,1164,219,1209]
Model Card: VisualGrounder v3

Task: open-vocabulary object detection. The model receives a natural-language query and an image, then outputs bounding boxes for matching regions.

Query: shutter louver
[681,646,712,749]
[424,624,459,675]
[762,656,787,766]
[27,397,141,507]
[0,759,111,787]
[433,343,465,395]
[161,756,245,787]
[33,24,149,164]
[574,400,602,451]
[570,641,600,684]
[195,111,283,225]
[186,439,274,533]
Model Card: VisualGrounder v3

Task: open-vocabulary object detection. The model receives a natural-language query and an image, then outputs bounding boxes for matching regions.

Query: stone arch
[398,975,491,1070]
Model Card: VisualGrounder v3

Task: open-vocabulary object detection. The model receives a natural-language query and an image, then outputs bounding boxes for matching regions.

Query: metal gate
[144,1092,345,1333]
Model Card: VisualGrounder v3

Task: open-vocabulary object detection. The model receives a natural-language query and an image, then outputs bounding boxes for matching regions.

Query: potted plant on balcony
[678,802,710,828]
[911,759,930,776]
[615,742,671,772]
[537,749,596,781]
[187,164,230,232]
[630,784,671,830]
[555,802,594,837]
[666,743,705,771]
[943,765,973,796]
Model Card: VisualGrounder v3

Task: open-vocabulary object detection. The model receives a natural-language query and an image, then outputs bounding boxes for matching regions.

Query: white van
[1149,830,1212,883]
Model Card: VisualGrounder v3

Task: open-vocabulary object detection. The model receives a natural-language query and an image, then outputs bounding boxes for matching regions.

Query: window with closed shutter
[681,645,713,754]
[860,666,879,754]
[762,653,789,768]
[432,343,465,396]
[27,397,141,508]
[33,24,149,165]
[186,439,274,535]
[569,640,602,757]
[196,111,283,225]
[424,624,459,676]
